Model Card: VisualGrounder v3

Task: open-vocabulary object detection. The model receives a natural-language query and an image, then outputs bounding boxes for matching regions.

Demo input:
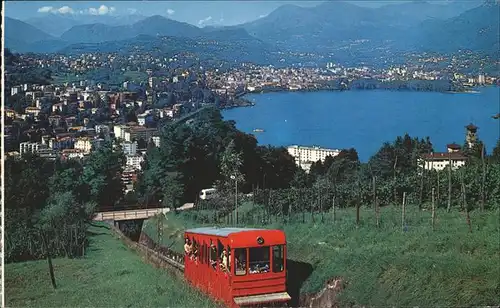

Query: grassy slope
[144,204,500,306]
[5,223,220,308]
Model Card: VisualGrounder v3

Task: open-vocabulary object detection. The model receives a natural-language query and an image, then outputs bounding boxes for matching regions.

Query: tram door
[208,239,218,297]
[216,240,231,303]
[191,238,199,288]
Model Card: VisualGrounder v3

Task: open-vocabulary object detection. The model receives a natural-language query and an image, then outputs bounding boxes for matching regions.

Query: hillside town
[4,49,497,193]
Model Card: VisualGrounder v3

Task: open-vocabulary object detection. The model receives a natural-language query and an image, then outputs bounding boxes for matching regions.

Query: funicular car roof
[185,227,268,237]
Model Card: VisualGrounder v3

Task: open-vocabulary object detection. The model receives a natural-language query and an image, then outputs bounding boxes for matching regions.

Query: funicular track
[138,232,185,272]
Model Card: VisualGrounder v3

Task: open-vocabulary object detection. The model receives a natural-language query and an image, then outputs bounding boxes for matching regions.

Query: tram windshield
[234,248,247,276]
[272,245,284,272]
[248,246,270,274]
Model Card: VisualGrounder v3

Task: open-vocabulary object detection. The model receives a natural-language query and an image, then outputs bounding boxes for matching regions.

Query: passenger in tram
[250,263,270,274]
[210,244,217,269]
[235,250,246,272]
[191,243,198,261]
[184,238,192,255]
[220,249,228,272]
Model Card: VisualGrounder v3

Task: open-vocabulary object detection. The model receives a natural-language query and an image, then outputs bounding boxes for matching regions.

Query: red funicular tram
[184,227,291,308]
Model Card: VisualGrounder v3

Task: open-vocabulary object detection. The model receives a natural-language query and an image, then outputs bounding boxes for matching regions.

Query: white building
[62,149,85,160]
[113,125,127,140]
[152,136,160,148]
[122,141,137,156]
[478,73,486,85]
[74,137,92,154]
[137,113,148,126]
[95,124,110,136]
[123,127,157,143]
[126,154,144,170]
[287,145,341,172]
[11,86,21,96]
[418,144,467,171]
[19,142,47,155]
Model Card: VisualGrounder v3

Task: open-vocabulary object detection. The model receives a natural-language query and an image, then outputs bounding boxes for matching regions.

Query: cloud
[198,16,212,26]
[259,14,267,18]
[128,8,138,14]
[167,9,175,15]
[58,6,74,14]
[37,5,74,14]
[37,6,54,13]
[98,5,113,15]
[86,5,116,15]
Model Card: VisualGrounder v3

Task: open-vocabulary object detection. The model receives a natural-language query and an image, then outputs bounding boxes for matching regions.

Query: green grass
[144,204,500,307]
[51,73,82,85]
[123,71,148,82]
[5,223,220,308]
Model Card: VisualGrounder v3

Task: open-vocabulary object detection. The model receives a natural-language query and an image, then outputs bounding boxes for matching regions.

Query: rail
[135,231,185,271]
[147,246,185,271]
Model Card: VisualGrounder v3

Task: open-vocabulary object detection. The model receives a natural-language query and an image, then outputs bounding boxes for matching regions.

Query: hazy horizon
[5,0,483,28]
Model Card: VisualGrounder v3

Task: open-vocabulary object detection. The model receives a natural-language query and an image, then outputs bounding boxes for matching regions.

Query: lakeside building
[19,142,47,155]
[418,143,467,171]
[287,145,341,173]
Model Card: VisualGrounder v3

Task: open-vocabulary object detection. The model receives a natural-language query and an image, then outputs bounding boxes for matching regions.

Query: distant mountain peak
[144,15,169,20]
[483,0,499,6]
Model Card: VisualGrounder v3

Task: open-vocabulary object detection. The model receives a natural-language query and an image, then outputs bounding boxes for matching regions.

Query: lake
[222,86,500,162]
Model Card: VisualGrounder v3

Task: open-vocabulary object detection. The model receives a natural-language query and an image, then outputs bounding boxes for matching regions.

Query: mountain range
[25,14,148,37]
[5,0,498,57]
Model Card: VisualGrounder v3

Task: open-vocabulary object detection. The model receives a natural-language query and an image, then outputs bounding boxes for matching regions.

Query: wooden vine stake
[401,192,406,233]
[372,176,380,228]
[436,170,440,208]
[431,188,436,231]
[460,171,472,233]
[356,178,360,228]
[447,153,452,212]
[481,143,486,211]
[419,159,425,209]
[332,195,336,223]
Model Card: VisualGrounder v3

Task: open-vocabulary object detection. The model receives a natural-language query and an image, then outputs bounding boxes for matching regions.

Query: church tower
[465,123,478,149]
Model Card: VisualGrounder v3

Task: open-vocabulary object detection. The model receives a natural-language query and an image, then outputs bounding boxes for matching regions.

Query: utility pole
[231,175,238,225]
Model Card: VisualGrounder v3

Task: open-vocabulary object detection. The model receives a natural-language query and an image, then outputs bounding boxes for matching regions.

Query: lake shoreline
[221,85,490,110]
[221,86,498,162]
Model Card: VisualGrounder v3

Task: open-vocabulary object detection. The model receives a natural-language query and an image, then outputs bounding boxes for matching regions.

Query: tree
[162,171,184,209]
[81,142,125,208]
[492,139,500,162]
[218,140,245,193]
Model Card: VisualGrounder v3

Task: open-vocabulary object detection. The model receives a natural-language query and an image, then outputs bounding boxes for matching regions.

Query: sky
[4,0,425,27]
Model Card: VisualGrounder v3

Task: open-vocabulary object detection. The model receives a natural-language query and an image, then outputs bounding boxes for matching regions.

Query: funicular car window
[192,239,198,261]
[210,241,217,270]
[201,243,205,264]
[249,246,270,274]
[184,236,191,255]
[217,240,227,272]
[234,248,247,276]
[272,245,284,273]
[204,243,208,265]
[227,246,231,273]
